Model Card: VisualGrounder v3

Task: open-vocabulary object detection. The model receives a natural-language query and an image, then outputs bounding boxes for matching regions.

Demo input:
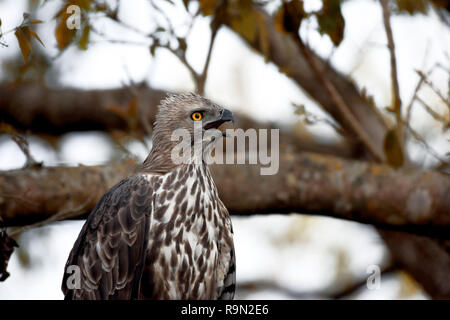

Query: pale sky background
[0,0,448,299]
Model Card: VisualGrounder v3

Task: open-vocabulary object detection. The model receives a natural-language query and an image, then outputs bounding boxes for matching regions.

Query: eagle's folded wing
[218,246,236,300]
[62,176,154,300]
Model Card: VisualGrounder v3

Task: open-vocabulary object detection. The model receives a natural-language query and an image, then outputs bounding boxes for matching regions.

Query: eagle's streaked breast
[139,162,234,299]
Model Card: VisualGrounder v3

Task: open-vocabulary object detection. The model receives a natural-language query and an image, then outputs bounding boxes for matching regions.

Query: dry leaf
[199,0,217,16]
[78,24,90,50]
[317,0,345,46]
[55,7,77,50]
[15,27,32,62]
[15,25,45,62]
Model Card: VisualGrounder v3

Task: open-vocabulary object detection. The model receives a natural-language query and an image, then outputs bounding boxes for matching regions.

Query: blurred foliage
[0,0,448,59]
[275,0,305,34]
[395,0,449,15]
[55,0,94,50]
[14,14,44,62]
[274,0,345,46]
[316,0,345,46]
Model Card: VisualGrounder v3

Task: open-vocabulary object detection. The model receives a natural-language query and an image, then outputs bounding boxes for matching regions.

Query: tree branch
[296,38,384,162]
[197,24,219,95]
[1,153,448,238]
[0,83,165,135]
[223,7,389,160]
[0,83,353,157]
[381,0,403,143]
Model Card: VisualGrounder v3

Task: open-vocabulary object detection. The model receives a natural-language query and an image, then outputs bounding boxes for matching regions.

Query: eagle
[61,93,236,300]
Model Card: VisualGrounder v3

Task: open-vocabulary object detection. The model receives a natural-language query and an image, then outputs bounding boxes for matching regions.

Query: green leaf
[383,129,404,168]
[316,0,345,46]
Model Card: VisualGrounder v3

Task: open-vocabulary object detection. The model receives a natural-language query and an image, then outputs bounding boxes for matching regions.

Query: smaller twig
[293,103,344,136]
[8,195,94,237]
[108,14,152,38]
[11,135,41,168]
[415,96,449,129]
[149,0,176,35]
[381,0,403,145]
[407,124,450,167]
[416,70,449,108]
[90,25,150,47]
[158,43,200,83]
[197,25,220,95]
[405,71,426,125]
[148,0,204,90]
[296,39,385,162]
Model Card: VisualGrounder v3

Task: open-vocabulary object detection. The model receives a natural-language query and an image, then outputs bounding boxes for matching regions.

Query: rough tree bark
[0,83,164,135]
[1,153,449,235]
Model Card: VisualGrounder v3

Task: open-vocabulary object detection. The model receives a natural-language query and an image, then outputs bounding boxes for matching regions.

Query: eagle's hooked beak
[203,108,235,131]
[220,109,235,125]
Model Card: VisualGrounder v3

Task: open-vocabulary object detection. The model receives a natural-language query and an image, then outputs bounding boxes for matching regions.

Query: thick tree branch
[0,83,165,135]
[1,153,449,237]
[295,38,384,162]
[223,7,389,160]
[378,231,450,299]
[0,83,352,157]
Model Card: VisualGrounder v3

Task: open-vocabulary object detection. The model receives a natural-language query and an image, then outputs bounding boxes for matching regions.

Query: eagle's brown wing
[62,175,154,300]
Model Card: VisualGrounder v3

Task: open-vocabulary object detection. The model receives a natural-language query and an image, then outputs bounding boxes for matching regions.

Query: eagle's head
[143,93,234,173]
[154,93,234,139]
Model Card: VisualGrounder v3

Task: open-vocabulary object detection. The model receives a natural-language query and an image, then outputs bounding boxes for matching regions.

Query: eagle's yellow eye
[191,112,202,121]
